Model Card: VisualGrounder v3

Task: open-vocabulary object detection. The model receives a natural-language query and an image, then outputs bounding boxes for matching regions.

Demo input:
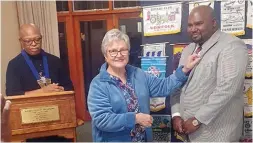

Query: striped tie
[195,46,202,54]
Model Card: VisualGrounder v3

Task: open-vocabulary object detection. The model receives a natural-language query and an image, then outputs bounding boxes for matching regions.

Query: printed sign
[143,43,166,57]
[221,0,246,36]
[143,3,182,36]
[247,0,253,28]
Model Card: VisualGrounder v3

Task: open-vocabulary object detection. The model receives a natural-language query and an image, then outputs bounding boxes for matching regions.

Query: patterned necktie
[195,46,202,54]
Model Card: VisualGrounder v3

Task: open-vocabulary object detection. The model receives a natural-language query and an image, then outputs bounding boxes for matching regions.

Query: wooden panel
[6,92,77,141]
[66,16,87,123]
[72,8,141,16]
[115,11,141,19]
[7,92,76,135]
[11,128,76,142]
[73,18,88,122]
[10,99,76,135]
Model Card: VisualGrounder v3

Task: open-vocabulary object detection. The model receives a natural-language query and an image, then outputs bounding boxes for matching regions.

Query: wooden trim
[5,91,74,100]
[57,16,66,22]
[107,16,114,29]
[113,14,118,29]
[108,0,113,11]
[57,13,70,17]
[73,17,91,121]
[65,16,87,122]
[71,8,141,16]
[75,14,112,21]
[115,11,141,19]
[68,1,73,13]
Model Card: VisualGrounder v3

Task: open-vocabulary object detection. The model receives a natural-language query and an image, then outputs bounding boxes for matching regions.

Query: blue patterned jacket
[88,63,188,142]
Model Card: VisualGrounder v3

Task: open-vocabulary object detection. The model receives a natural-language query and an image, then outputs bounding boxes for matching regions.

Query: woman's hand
[182,53,201,73]
[135,113,153,128]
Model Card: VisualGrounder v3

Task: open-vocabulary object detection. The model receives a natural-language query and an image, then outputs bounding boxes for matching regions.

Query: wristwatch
[192,119,201,126]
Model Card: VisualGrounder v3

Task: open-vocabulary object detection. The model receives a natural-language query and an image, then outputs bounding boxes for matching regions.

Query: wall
[1,1,21,95]
[140,1,252,75]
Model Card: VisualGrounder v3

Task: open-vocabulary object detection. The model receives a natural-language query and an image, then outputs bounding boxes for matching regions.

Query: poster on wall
[247,0,253,28]
[152,115,171,142]
[143,43,166,57]
[243,39,252,79]
[172,44,188,71]
[243,79,252,117]
[189,0,214,14]
[143,3,182,36]
[220,0,245,36]
[242,39,252,141]
[141,57,167,112]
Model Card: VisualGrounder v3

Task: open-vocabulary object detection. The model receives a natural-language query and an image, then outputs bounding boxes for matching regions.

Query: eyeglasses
[108,49,129,57]
[20,36,42,46]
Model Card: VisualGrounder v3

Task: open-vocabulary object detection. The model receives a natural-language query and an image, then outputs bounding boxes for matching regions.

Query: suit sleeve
[87,79,135,132]
[170,47,188,115]
[6,61,25,96]
[195,40,248,125]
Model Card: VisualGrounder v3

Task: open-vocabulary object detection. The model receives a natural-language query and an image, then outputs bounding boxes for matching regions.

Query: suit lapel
[199,30,221,58]
[184,30,222,92]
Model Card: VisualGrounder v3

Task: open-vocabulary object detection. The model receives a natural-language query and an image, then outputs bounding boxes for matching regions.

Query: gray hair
[101,29,130,55]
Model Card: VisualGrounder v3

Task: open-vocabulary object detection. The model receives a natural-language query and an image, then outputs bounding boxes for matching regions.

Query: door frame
[73,14,114,121]
[57,1,142,122]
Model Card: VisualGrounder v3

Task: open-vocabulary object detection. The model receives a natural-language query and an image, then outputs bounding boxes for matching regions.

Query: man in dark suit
[6,23,73,96]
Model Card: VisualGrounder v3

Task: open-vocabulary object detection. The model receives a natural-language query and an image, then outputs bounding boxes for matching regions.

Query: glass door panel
[118,17,142,68]
[80,20,107,110]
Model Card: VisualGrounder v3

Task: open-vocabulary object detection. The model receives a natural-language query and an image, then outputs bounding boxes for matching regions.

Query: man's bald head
[19,23,42,55]
[19,23,41,38]
[187,5,218,44]
[190,5,215,20]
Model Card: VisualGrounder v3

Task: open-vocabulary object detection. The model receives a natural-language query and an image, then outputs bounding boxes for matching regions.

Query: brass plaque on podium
[20,105,60,124]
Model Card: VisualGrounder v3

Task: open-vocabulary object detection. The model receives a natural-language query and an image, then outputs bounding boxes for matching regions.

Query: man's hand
[41,83,64,93]
[183,117,200,134]
[182,53,201,73]
[135,113,153,128]
[172,116,184,133]
[1,95,11,142]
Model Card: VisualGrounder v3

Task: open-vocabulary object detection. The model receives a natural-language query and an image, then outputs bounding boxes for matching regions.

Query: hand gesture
[182,54,201,73]
[172,116,184,133]
[41,83,64,93]
[135,113,153,128]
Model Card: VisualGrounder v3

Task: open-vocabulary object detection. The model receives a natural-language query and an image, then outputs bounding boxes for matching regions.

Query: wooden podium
[5,91,77,142]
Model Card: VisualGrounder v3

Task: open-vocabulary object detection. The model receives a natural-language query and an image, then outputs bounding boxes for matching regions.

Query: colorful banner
[143,43,166,57]
[143,3,182,36]
[220,0,246,36]
[172,44,188,71]
[244,117,252,138]
[141,57,167,112]
[152,115,171,142]
[243,39,252,79]
[247,0,253,28]
[242,39,252,141]
[244,79,252,117]
[189,0,214,14]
